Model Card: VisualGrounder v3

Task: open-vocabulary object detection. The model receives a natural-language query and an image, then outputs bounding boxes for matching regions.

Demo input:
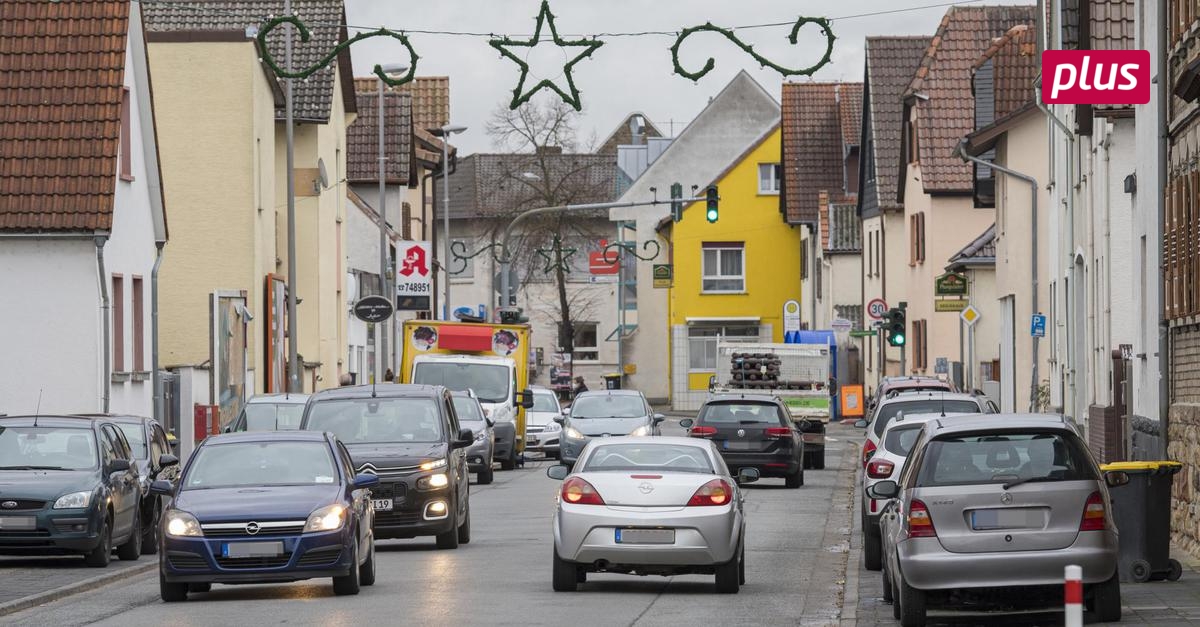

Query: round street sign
[867,298,888,320]
[353,295,395,323]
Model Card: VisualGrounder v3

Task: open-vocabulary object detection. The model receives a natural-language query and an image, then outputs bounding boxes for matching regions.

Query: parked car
[300,384,474,549]
[492,413,518,472]
[547,437,760,593]
[153,430,379,601]
[869,377,957,412]
[557,390,665,468]
[858,391,991,470]
[524,386,563,459]
[0,415,150,566]
[451,390,495,484]
[681,394,805,488]
[871,414,1123,626]
[226,393,310,432]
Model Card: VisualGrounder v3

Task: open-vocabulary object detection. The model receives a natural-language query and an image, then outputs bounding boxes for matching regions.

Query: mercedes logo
[0,501,15,509]
[245,521,261,535]
[1000,492,1013,505]
[638,482,654,494]
[737,429,745,438]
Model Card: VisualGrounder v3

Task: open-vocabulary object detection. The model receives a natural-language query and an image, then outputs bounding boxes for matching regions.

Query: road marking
[826,437,839,442]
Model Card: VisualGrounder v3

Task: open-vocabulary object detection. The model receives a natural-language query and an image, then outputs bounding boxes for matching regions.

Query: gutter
[95,234,111,413]
[151,242,165,423]
[1156,0,1170,458]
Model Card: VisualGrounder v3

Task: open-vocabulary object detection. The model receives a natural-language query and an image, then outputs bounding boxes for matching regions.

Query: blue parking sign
[1031,314,1046,337]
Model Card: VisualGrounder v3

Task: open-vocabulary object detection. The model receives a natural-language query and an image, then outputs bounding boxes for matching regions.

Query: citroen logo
[245,521,261,535]
[737,429,745,438]
[358,464,378,476]
[1000,492,1013,505]
[638,482,654,494]
[0,501,15,509]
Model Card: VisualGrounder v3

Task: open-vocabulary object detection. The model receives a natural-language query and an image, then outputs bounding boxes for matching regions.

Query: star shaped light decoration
[489,0,604,111]
[535,236,578,275]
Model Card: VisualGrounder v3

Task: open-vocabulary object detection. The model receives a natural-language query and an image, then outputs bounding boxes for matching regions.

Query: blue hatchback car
[152,431,379,601]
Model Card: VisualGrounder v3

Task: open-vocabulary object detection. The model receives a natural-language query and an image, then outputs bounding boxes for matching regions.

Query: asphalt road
[4,421,858,627]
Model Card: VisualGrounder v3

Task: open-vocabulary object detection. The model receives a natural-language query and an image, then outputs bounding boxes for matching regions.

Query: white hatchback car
[547,436,759,593]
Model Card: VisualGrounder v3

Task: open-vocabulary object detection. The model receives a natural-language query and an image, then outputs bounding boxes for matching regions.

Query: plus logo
[1042,50,1150,105]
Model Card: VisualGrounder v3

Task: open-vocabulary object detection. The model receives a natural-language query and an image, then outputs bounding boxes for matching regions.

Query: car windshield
[916,432,1097,487]
[699,402,783,425]
[116,423,148,459]
[873,399,980,438]
[571,395,646,419]
[305,398,444,444]
[531,392,559,413]
[0,426,97,470]
[451,396,484,422]
[241,403,306,431]
[583,443,714,474]
[413,362,510,403]
[183,441,336,489]
[882,425,924,456]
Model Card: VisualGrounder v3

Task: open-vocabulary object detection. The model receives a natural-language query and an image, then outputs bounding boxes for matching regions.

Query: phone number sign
[396,241,433,310]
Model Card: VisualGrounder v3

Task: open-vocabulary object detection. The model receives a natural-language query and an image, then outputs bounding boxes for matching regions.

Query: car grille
[0,499,45,511]
[357,463,420,479]
[374,511,421,526]
[526,426,545,434]
[51,518,89,533]
[200,522,306,538]
[370,482,408,502]
[168,551,208,570]
[215,554,292,569]
[297,545,342,567]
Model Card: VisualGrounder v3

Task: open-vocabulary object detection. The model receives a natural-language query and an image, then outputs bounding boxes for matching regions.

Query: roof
[309,383,444,400]
[247,393,310,405]
[946,223,997,270]
[346,90,412,185]
[596,113,664,155]
[705,393,784,404]
[205,430,331,444]
[825,200,863,253]
[575,389,646,398]
[142,0,356,122]
[860,36,931,213]
[354,76,450,133]
[0,415,104,428]
[0,0,131,232]
[838,86,863,147]
[780,82,862,224]
[1087,0,1136,51]
[877,391,984,407]
[926,412,1074,436]
[447,152,618,220]
[974,24,1038,120]
[902,5,1037,194]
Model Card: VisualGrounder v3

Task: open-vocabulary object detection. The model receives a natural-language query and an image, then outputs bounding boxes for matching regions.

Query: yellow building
[666,125,803,410]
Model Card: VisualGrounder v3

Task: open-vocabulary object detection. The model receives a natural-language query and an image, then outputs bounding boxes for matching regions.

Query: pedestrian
[384,368,394,383]
[572,375,588,397]
[338,373,354,387]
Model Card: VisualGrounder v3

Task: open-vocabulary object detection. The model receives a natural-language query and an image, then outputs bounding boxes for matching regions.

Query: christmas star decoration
[535,237,578,274]
[489,0,604,111]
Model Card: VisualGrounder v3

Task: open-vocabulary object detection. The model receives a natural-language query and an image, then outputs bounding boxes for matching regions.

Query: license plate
[0,516,34,530]
[971,508,1044,530]
[222,541,283,558]
[526,435,538,445]
[723,440,758,451]
[615,528,675,544]
[372,498,393,512]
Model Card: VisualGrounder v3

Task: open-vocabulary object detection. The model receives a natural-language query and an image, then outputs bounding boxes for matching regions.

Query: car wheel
[891,576,902,620]
[140,507,159,555]
[359,537,376,586]
[552,548,578,592]
[332,540,361,596]
[738,542,746,585]
[898,574,926,627]
[881,562,893,603]
[863,525,883,571]
[478,466,494,485]
[575,569,587,584]
[499,447,516,471]
[435,510,461,550]
[1168,558,1184,582]
[457,502,471,544]
[160,573,188,602]
[116,513,142,561]
[813,448,826,470]
[187,583,211,593]
[83,515,112,568]
[714,549,740,594]
[785,468,803,489]
[1089,570,1121,623]
[1130,559,1152,583]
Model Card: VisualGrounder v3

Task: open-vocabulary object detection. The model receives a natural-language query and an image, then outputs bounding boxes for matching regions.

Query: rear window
[882,425,923,457]
[915,432,1097,488]
[583,443,713,474]
[873,399,981,438]
[698,402,785,425]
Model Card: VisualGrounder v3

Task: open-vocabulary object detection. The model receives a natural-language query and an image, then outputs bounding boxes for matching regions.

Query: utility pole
[377,78,388,384]
[284,0,299,393]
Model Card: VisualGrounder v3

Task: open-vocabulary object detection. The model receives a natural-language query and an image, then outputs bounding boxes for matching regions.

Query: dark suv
[299,384,474,549]
[682,394,806,488]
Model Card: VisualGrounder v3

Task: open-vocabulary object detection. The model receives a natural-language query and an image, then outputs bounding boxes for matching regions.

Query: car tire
[435,512,461,550]
[898,575,926,627]
[187,583,211,593]
[812,448,826,470]
[332,541,361,596]
[457,503,471,545]
[359,537,376,587]
[116,514,142,561]
[141,506,159,555]
[160,574,188,603]
[500,447,516,471]
[881,562,893,603]
[863,525,883,571]
[552,549,578,592]
[576,569,587,584]
[714,549,740,594]
[478,466,494,485]
[891,577,902,620]
[785,468,803,489]
[738,542,746,585]
[1089,570,1121,623]
[83,515,112,568]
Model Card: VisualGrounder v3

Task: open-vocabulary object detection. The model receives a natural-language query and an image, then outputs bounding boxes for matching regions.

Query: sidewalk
[0,556,154,617]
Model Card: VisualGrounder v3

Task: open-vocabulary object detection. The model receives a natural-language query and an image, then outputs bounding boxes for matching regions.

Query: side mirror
[1104,471,1131,488]
[520,389,535,409]
[157,454,179,469]
[108,459,131,473]
[854,419,869,429]
[552,415,565,425]
[149,479,174,496]
[796,419,812,431]
[652,413,665,425]
[866,480,899,500]
[451,428,474,449]
[678,418,694,428]
[737,467,760,484]
[546,465,570,480]
[353,473,380,489]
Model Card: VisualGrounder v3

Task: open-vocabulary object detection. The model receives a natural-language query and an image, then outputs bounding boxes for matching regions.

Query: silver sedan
[547,436,759,593]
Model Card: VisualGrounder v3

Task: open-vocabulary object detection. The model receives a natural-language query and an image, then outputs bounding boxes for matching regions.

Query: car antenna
[940,393,946,417]
[371,374,378,399]
[33,389,43,427]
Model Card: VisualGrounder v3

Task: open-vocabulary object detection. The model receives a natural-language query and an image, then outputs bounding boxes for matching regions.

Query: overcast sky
[344,0,1027,155]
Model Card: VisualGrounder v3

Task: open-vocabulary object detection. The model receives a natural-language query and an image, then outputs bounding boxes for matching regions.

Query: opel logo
[245,521,261,535]
[638,482,654,494]
[737,429,745,438]
[1000,492,1013,505]
[0,501,15,509]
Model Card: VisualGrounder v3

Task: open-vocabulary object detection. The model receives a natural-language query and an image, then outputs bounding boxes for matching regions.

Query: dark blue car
[152,431,379,601]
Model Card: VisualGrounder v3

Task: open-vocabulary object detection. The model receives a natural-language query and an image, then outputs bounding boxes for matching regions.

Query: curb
[840,428,863,626]
[0,561,156,618]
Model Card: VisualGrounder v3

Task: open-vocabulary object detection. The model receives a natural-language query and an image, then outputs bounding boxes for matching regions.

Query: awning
[437,325,493,352]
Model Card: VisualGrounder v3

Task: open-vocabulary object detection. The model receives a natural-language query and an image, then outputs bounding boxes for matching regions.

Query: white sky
[344,0,1029,154]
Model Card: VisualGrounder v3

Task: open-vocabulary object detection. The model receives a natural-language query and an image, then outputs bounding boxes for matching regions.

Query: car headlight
[419,458,447,471]
[164,510,203,537]
[304,504,346,533]
[545,421,562,433]
[53,491,91,509]
[564,425,584,439]
[628,425,651,437]
[417,472,449,490]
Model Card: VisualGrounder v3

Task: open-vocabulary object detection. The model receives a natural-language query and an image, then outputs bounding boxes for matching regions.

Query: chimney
[629,114,645,146]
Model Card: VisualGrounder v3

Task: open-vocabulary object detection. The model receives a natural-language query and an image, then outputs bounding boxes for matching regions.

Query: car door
[99,425,137,537]
[149,423,179,483]
[443,393,469,510]
[338,441,370,550]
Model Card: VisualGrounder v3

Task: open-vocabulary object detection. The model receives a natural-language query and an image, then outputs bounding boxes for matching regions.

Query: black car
[299,384,474,549]
[0,415,153,565]
[681,395,806,488]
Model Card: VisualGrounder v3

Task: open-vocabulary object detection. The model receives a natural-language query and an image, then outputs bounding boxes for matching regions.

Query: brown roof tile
[862,36,931,212]
[346,90,412,184]
[0,0,129,231]
[838,85,863,147]
[781,82,861,224]
[354,76,450,133]
[976,24,1039,119]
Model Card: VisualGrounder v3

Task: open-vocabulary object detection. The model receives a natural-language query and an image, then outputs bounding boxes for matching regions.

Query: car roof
[202,430,332,445]
[582,435,710,449]
[530,386,555,393]
[878,391,980,406]
[450,389,477,398]
[880,412,974,433]
[704,393,780,404]
[925,413,1074,437]
[246,393,310,405]
[574,389,645,398]
[72,413,161,426]
[0,415,102,429]
[309,383,443,401]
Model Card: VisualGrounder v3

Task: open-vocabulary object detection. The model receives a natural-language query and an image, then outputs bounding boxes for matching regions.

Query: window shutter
[113,275,125,372]
[120,88,133,181]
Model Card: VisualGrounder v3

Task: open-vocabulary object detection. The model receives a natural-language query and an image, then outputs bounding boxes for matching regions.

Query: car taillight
[689,426,717,438]
[561,477,605,505]
[906,499,936,538]
[764,427,792,438]
[1079,491,1106,531]
[866,459,895,479]
[862,439,877,467]
[687,479,733,506]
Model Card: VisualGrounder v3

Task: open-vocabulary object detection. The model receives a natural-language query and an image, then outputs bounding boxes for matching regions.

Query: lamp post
[430,125,467,319]
[283,0,299,393]
[376,63,409,383]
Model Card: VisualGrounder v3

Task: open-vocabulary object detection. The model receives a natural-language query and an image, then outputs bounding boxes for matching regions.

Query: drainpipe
[1155,0,1170,458]
[956,140,1041,412]
[151,241,165,422]
[95,234,111,413]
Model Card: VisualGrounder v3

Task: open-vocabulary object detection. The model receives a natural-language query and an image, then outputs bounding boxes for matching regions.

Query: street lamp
[376,62,409,383]
[430,124,468,319]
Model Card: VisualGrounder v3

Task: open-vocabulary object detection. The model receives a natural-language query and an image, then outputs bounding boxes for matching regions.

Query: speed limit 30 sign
[867,298,888,320]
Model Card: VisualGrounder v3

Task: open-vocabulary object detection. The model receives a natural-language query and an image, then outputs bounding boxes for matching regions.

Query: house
[143,0,356,435]
[666,125,802,411]
[609,71,781,402]
[857,36,932,394]
[0,0,168,417]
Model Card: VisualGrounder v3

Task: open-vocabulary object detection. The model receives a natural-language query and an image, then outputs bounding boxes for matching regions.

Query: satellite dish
[316,158,330,190]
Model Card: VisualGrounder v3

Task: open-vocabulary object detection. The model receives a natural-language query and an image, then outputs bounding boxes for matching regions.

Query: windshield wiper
[0,465,72,471]
[1001,476,1055,490]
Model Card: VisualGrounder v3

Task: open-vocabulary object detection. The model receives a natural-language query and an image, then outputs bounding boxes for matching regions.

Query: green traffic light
[892,333,906,346]
[706,208,718,223]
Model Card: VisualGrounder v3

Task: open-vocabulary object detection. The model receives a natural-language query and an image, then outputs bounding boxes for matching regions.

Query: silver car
[226,393,310,432]
[871,414,1124,626]
[547,436,759,593]
[558,390,664,467]
[452,391,495,485]
[524,386,563,459]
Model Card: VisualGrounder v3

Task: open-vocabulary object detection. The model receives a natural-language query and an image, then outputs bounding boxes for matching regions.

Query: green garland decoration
[257,15,420,87]
[536,236,578,274]
[488,0,604,111]
[670,16,836,82]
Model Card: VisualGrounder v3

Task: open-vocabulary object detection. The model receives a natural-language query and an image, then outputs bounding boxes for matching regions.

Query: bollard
[1065,564,1083,627]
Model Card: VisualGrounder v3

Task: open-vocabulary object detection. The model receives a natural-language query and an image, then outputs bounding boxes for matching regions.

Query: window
[112,274,125,371]
[909,212,925,264]
[758,163,781,194]
[688,324,759,371]
[875,231,882,276]
[563,322,598,361]
[132,276,144,371]
[912,319,929,370]
[120,87,133,181]
[449,239,473,278]
[702,242,744,292]
[906,119,919,165]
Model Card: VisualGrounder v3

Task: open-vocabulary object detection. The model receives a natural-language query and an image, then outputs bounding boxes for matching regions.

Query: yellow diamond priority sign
[960,304,981,327]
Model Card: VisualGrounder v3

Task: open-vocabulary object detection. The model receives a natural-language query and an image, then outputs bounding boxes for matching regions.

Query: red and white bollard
[1064,564,1083,627]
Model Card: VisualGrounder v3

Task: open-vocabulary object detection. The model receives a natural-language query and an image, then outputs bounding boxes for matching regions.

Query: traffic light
[705,185,719,223]
[497,307,528,324]
[885,307,906,347]
[670,182,684,223]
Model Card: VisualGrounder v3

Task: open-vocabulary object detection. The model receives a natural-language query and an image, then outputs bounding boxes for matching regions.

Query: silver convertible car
[547,437,759,593]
